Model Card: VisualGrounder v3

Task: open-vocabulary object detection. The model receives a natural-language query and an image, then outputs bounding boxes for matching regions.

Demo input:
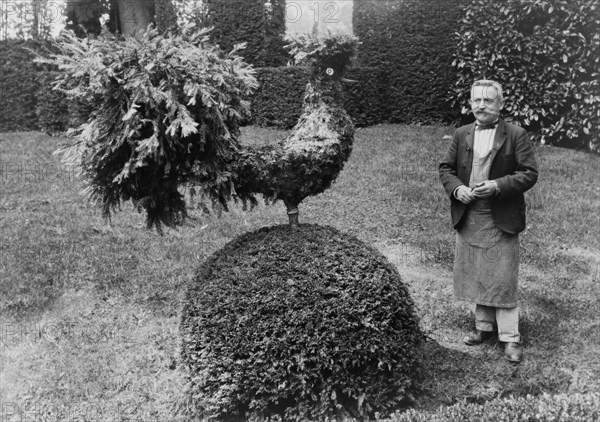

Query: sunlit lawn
[0,125,598,420]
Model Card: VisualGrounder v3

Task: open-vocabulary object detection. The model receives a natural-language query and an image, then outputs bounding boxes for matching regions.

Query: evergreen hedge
[353,0,462,125]
[3,0,598,153]
[251,66,309,127]
[181,224,424,421]
[0,49,382,133]
[453,0,600,151]
[34,70,69,133]
[343,66,391,127]
[251,66,389,128]
[204,0,288,66]
[0,40,91,133]
[0,40,39,131]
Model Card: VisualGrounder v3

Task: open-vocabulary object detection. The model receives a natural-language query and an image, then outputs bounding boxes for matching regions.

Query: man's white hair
[471,79,503,101]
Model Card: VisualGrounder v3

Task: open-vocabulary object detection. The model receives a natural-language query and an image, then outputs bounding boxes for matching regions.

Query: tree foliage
[37,26,258,232]
[63,0,177,36]
[0,0,57,40]
[172,0,207,29]
[453,0,600,151]
[64,0,110,36]
[154,0,178,33]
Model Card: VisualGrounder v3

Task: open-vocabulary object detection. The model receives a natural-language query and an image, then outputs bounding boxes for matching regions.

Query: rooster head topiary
[286,30,359,83]
[231,31,359,227]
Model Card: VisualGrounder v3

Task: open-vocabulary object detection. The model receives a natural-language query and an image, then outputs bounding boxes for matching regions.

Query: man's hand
[455,185,475,204]
[472,181,498,199]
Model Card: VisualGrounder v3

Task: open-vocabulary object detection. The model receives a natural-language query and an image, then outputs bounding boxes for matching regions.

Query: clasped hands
[455,180,498,204]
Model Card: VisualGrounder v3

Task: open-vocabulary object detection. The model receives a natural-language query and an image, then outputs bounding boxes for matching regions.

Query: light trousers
[475,304,520,343]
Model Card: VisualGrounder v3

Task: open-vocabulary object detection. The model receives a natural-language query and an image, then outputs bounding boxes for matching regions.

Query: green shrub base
[181,224,424,421]
[394,392,600,422]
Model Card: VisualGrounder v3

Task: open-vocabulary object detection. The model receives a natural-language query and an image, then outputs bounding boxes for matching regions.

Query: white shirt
[473,124,497,157]
[453,121,500,199]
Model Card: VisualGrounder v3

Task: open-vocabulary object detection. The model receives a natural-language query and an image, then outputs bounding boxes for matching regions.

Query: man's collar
[475,119,499,130]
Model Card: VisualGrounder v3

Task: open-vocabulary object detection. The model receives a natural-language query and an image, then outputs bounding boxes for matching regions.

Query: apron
[453,141,519,308]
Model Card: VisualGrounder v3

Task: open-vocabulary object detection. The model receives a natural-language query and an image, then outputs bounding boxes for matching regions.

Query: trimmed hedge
[181,224,424,421]
[251,66,309,128]
[251,66,390,128]
[353,0,462,125]
[453,0,600,151]
[0,40,39,131]
[343,66,391,127]
[0,40,92,133]
[393,392,600,421]
[204,0,288,66]
[35,70,69,133]
[0,49,382,132]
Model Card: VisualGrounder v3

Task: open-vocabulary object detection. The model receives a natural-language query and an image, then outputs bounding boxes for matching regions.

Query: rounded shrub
[181,224,424,421]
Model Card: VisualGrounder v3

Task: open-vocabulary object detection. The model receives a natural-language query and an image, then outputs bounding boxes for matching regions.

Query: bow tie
[476,122,498,131]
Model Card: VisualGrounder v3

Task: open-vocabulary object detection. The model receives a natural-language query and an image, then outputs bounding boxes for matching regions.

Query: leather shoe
[463,330,495,346]
[505,342,523,363]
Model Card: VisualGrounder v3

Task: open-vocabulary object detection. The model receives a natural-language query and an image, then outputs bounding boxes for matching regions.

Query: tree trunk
[66,0,178,37]
[31,0,40,39]
[285,203,299,228]
[65,0,106,35]
[116,0,154,36]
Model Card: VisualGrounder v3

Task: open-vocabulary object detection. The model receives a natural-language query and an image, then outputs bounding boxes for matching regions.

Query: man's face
[470,85,504,125]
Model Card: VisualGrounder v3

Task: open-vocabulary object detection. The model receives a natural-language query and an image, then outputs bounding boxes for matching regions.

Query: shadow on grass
[414,337,558,412]
[520,296,567,348]
[0,237,79,319]
[411,277,598,412]
[520,280,599,349]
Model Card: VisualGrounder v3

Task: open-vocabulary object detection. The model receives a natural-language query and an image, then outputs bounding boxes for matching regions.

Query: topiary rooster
[42,26,358,232]
[41,28,426,420]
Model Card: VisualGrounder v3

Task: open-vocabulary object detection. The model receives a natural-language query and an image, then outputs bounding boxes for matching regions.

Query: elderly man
[439,80,538,363]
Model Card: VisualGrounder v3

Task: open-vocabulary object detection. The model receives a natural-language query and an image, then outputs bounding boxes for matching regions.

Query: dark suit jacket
[439,119,538,234]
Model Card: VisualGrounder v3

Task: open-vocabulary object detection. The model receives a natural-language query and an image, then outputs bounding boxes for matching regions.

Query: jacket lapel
[461,123,476,185]
[466,123,475,151]
[490,119,508,164]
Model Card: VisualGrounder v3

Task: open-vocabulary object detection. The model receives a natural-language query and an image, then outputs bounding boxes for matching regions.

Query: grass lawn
[1,125,598,420]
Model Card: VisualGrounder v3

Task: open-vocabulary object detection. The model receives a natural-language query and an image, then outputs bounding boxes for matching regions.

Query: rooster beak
[340,77,358,83]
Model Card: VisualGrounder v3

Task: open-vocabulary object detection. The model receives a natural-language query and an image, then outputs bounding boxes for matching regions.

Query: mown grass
[0,126,598,420]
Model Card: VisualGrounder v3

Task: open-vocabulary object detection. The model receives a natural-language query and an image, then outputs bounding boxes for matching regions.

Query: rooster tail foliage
[44,26,258,233]
[47,26,359,231]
